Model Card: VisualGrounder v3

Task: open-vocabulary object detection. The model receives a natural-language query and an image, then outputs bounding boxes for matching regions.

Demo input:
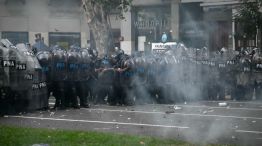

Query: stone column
[27,0,49,46]
[232,8,236,50]
[120,10,134,55]
[171,0,180,41]
[80,14,90,48]
[257,6,261,50]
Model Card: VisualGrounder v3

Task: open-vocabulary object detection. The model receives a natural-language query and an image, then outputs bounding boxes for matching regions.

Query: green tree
[82,0,132,57]
[234,0,262,48]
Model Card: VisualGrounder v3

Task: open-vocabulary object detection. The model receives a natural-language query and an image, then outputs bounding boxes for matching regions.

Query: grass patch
[0,124,230,146]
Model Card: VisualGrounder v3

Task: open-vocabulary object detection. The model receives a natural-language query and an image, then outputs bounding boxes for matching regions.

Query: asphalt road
[1,100,262,146]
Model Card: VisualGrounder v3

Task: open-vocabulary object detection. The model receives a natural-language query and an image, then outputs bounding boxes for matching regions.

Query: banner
[151,42,177,53]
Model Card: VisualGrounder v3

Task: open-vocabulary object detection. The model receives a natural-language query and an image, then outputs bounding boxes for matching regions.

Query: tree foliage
[234,0,262,38]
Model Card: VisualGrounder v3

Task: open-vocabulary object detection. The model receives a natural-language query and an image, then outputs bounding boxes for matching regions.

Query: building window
[180,3,205,48]
[49,32,81,49]
[1,31,28,45]
[235,23,257,49]
[133,5,171,52]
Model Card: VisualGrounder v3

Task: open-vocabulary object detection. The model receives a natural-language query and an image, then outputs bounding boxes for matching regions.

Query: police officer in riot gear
[94,54,115,104]
[85,47,98,103]
[65,45,81,108]
[77,47,91,108]
[33,35,52,109]
[111,48,126,105]
[118,55,136,105]
[52,45,67,109]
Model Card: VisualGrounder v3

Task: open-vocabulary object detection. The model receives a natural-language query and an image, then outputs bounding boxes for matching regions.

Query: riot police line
[1,38,262,115]
[0,39,48,115]
[146,44,262,103]
[0,38,95,114]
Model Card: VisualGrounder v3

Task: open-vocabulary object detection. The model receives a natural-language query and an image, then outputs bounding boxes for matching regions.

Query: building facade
[0,0,249,54]
[0,0,121,50]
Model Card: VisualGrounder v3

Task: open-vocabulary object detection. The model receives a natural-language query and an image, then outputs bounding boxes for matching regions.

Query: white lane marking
[85,108,262,120]
[163,104,262,111]
[203,101,262,105]
[93,128,112,130]
[97,103,262,111]
[236,130,262,134]
[4,115,189,129]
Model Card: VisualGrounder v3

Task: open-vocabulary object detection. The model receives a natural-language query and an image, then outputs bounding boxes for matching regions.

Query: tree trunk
[82,0,115,57]
[89,21,114,57]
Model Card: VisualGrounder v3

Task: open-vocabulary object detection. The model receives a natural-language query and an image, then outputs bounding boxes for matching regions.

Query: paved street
[1,100,262,146]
